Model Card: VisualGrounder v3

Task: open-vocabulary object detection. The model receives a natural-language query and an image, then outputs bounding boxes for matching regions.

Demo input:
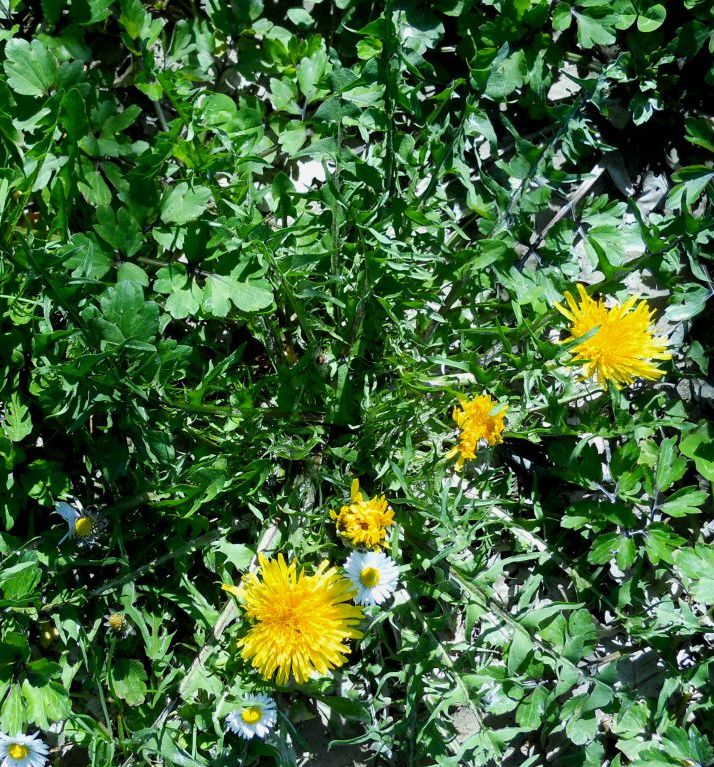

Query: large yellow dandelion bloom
[330,479,395,549]
[446,394,507,471]
[222,554,363,685]
[555,284,671,388]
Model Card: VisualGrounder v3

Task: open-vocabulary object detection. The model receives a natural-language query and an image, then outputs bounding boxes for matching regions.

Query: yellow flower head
[555,284,671,388]
[446,394,507,471]
[329,480,395,550]
[222,554,363,686]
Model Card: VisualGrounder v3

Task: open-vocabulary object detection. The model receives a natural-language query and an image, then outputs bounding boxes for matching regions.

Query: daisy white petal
[0,731,50,767]
[225,693,277,740]
[344,551,399,606]
[53,501,104,547]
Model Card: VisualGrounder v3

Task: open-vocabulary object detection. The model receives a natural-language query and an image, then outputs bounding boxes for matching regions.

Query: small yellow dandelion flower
[223,554,363,686]
[329,480,395,550]
[555,284,671,388]
[446,394,507,471]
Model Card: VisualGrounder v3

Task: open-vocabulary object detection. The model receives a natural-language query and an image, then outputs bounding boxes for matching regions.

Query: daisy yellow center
[241,705,262,724]
[359,567,381,588]
[555,284,671,388]
[108,613,125,630]
[235,554,364,685]
[9,744,30,759]
[75,516,94,537]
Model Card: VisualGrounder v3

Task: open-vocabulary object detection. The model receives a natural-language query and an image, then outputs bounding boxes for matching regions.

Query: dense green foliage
[1,0,714,764]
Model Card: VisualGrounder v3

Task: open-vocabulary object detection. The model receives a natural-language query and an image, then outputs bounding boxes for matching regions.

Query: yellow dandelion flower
[329,479,395,550]
[446,394,507,471]
[555,284,671,388]
[222,554,363,686]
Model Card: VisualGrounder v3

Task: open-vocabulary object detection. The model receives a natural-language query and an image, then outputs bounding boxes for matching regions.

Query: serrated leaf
[111,659,148,706]
[644,523,686,565]
[3,38,58,97]
[202,275,273,317]
[160,183,211,225]
[566,711,597,745]
[655,437,687,492]
[680,424,714,482]
[88,281,160,344]
[2,394,32,442]
[0,685,25,733]
[660,486,708,517]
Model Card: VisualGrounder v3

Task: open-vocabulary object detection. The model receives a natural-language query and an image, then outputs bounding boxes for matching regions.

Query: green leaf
[2,394,32,442]
[680,423,714,482]
[62,233,114,279]
[468,240,513,271]
[117,262,150,287]
[213,540,255,571]
[3,38,58,97]
[60,88,89,140]
[660,486,708,517]
[160,184,212,225]
[515,685,548,730]
[566,711,597,745]
[201,93,238,130]
[111,659,148,706]
[85,281,160,346]
[22,660,71,728]
[588,532,630,566]
[674,546,714,604]
[271,172,296,221]
[74,0,115,24]
[552,2,572,30]
[287,7,313,26]
[0,685,25,733]
[667,166,714,210]
[684,116,714,153]
[315,695,370,722]
[166,282,202,319]
[297,50,328,103]
[94,206,142,257]
[644,523,686,565]
[202,275,273,317]
[157,730,208,767]
[655,437,687,492]
[574,12,616,48]
[507,630,534,676]
[119,0,148,39]
[0,555,41,599]
[269,77,301,114]
[230,281,273,312]
[637,3,666,32]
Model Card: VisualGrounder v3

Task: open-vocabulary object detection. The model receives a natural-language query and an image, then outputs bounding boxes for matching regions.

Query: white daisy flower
[225,694,277,740]
[344,550,399,606]
[54,500,103,546]
[103,611,134,637]
[0,731,49,767]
